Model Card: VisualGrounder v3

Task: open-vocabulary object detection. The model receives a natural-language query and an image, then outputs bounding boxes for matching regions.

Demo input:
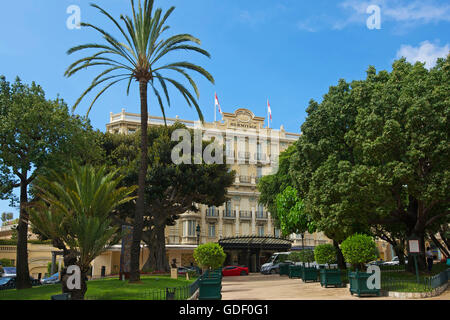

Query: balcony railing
[206,208,219,218]
[237,152,251,160]
[255,153,267,161]
[256,212,268,220]
[239,175,251,184]
[239,211,252,220]
[223,210,236,219]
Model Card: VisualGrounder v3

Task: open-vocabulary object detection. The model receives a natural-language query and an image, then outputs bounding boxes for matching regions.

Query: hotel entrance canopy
[219,236,292,251]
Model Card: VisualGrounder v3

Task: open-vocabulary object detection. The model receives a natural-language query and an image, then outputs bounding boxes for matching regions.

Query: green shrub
[340,234,377,270]
[289,252,302,263]
[314,244,337,265]
[193,243,226,271]
[298,249,315,266]
[0,258,14,267]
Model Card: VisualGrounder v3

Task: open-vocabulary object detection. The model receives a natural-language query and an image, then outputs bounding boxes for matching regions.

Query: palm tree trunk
[129,80,149,282]
[16,176,31,289]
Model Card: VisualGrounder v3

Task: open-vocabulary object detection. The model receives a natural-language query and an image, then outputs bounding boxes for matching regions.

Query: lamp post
[196,224,201,245]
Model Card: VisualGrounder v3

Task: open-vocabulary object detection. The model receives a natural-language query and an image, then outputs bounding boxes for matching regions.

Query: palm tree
[65,0,214,282]
[29,163,136,300]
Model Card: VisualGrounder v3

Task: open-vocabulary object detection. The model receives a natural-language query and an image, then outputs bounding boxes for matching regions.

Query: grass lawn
[0,275,197,300]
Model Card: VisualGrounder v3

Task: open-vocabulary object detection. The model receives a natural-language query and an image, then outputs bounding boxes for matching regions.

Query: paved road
[221,274,449,300]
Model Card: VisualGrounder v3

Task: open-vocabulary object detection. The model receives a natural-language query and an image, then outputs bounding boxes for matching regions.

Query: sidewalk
[221,274,449,300]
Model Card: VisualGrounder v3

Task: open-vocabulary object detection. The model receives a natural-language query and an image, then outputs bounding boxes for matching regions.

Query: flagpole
[267,99,270,129]
[214,93,216,122]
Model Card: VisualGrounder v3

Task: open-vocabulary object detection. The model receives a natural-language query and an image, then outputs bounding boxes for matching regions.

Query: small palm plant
[29,163,136,300]
[65,0,214,282]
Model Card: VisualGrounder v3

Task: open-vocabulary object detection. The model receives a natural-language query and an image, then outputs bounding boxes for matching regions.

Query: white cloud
[396,41,449,69]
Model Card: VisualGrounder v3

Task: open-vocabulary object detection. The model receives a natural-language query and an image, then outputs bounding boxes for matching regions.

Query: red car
[222,266,249,276]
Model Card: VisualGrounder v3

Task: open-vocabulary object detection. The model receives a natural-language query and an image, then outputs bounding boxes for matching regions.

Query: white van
[260,252,292,274]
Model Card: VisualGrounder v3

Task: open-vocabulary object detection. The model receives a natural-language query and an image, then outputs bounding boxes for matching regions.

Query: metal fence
[339,267,449,293]
[380,268,449,293]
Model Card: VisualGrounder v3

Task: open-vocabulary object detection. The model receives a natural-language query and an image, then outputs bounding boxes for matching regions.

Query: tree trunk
[61,250,87,300]
[333,240,347,270]
[16,178,31,289]
[143,226,170,272]
[393,244,406,265]
[129,80,149,283]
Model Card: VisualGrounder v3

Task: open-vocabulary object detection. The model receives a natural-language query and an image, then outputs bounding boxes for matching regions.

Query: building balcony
[255,153,267,161]
[223,210,236,220]
[239,211,252,220]
[255,212,268,220]
[237,151,251,161]
[239,175,251,184]
[206,208,219,219]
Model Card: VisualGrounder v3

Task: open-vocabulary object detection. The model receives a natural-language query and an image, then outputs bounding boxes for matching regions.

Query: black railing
[239,211,252,219]
[223,210,236,218]
[206,208,219,217]
[256,212,268,219]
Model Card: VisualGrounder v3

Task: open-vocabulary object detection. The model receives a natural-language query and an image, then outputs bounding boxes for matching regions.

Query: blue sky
[1,0,449,217]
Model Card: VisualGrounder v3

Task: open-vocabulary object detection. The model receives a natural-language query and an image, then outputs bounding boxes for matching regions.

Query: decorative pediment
[222,108,265,129]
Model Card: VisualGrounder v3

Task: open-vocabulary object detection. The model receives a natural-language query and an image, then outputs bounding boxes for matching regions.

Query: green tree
[340,234,378,271]
[1,212,13,224]
[298,249,315,267]
[101,123,234,272]
[258,145,296,227]
[193,243,226,271]
[0,76,101,289]
[290,57,450,272]
[275,186,315,246]
[65,0,214,282]
[29,163,136,300]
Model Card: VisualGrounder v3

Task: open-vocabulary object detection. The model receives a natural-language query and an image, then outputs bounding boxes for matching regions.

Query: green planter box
[302,267,319,282]
[198,277,222,300]
[289,265,303,279]
[319,269,343,288]
[279,263,290,276]
[348,271,380,297]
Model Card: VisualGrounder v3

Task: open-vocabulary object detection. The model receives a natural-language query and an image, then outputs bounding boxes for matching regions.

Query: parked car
[0,277,15,290]
[260,252,292,274]
[366,260,385,267]
[177,267,190,275]
[383,256,408,266]
[222,266,249,276]
[41,273,60,285]
[0,267,16,277]
[0,276,40,290]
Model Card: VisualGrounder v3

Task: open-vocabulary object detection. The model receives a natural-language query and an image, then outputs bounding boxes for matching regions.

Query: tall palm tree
[30,163,136,300]
[65,0,214,282]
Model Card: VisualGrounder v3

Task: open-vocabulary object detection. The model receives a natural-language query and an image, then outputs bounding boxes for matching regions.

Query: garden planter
[302,267,319,282]
[348,271,380,297]
[319,269,343,288]
[279,263,290,276]
[198,270,223,300]
[288,265,303,279]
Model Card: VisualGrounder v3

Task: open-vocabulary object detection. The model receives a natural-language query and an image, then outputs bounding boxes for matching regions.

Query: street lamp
[196,224,201,245]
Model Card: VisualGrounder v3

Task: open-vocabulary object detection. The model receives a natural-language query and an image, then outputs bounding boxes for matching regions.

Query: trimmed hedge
[314,244,337,265]
[341,234,377,270]
[0,239,52,245]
